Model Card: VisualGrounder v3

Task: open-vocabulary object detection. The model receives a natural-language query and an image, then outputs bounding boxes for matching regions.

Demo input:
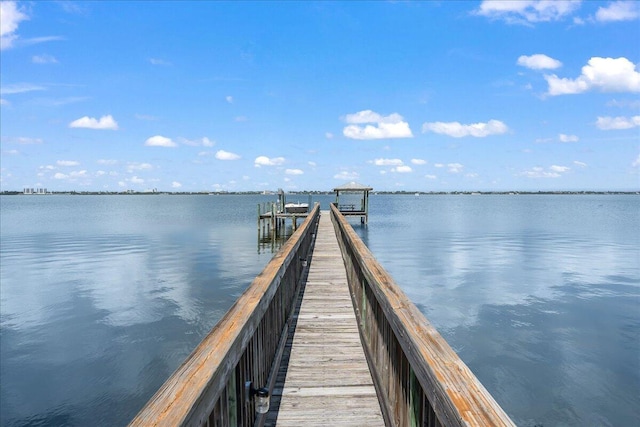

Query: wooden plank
[266,212,384,426]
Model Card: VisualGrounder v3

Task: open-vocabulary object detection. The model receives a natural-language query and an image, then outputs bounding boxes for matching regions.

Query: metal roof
[332,181,373,192]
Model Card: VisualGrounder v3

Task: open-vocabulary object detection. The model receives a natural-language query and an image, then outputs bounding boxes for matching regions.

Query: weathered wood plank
[266,212,384,426]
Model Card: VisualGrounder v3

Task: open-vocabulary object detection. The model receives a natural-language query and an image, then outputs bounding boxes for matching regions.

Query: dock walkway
[266,211,384,426]
[130,203,515,427]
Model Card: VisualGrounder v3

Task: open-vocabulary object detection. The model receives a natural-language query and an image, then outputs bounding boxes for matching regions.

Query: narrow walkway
[266,211,384,426]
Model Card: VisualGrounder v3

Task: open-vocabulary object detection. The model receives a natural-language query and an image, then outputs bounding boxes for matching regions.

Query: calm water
[1,194,638,426]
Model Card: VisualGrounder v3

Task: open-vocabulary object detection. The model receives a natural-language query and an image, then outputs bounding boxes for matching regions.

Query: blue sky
[1,1,639,192]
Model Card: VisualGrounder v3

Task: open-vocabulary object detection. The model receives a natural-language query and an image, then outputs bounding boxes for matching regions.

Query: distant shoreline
[2,190,638,196]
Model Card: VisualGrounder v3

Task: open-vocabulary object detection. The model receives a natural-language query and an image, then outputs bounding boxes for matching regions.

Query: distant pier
[258,182,373,244]
[258,189,311,241]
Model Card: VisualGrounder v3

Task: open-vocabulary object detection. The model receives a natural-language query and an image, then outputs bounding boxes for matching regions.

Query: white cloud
[130,176,144,184]
[172,181,182,188]
[254,156,285,167]
[371,158,403,166]
[145,135,177,147]
[0,83,45,95]
[573,161,588,167]
[95,170,106,176]
[333,171,359,180]
[69,115,119,130]
[633,154,640,168]
[559,133,579,142]
[225,95,233,103]
[434,163,444,168]
[342,110,413,140]
[127,162,153,172]
[520,165,571,178]
[135,114,158,121]
[521,167,560,178]
[447,163,464,173]
[12,137,43,144]
[425,174,437,180]
[308,161,317,167]
[149,58,171,66]
[19,36,65,47]
[0,1,28,50]
[545,57,640,96]
[422,119,508,137]
[31,96,88,107]
[517,54,562,70]
[595,1,639,22]
[32,54,58,64]
[53,170,88,180]
[215,150,240,160]
[180,137,214,147]
[392,165,412,173]
[475,0,581,24]
[596,115,640,130]
[606,99,640,109]
[57,160,79,166]
[0,98,8,105]
[535,137,556,144]
[325,132,334,139]
[285,169,304,175]
[411,158,427,165]
[97,159,118,165]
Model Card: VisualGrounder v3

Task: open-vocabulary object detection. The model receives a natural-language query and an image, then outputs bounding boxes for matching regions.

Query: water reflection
[257,227,294,254]
[1,194,638,427]
[0,195,275,427]
[356,194,639,426]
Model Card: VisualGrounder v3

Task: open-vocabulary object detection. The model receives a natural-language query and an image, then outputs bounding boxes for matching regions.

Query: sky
[1,1,639,192]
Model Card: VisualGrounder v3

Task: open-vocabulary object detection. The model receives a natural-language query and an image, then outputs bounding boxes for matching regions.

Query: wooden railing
[330,204,515,427]
[129,204,320,427]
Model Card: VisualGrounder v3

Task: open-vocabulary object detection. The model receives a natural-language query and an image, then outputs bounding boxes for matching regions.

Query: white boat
[284,203,309,214]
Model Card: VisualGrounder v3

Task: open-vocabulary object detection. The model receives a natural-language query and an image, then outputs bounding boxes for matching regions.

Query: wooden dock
[129,203,515,427]
[266,212,384,426]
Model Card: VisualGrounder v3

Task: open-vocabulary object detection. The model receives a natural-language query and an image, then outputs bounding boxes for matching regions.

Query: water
[358,195,640,427]
[1,194,638,426]
[0,195,277,427]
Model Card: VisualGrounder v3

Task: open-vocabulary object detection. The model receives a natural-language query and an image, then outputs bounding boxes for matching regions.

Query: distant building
[23,188,47,195]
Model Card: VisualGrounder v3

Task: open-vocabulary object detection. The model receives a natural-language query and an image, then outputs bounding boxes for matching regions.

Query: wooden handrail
[330,204,515,427]
[129,204,320,427]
